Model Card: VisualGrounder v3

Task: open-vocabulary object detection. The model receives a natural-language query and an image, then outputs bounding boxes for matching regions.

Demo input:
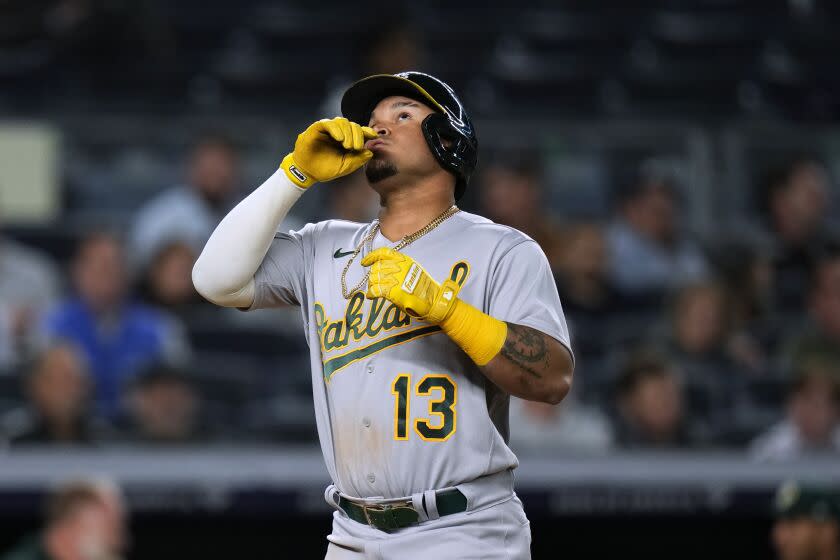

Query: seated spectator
[120,365,207,444]
[554,222,615,316]
[1,344,103,445]
[606,164,708,302]
[478,148,562,267]
[750,357,840,461]
[773,482,840,560]
[0,478,127,560]
[137,240,201,318]
[553,223,617,356]
[758,156,834,313]
[509,393,613,454]
[663,281,751,443]
[0,232,61,370]
[786,243,840,366]
[41,232,189,418]
[715,239,779,373]
[612,351,693,448]
[129,133,242,269]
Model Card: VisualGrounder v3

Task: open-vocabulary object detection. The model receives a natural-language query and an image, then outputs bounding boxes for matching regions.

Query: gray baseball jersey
[249,210,571,500]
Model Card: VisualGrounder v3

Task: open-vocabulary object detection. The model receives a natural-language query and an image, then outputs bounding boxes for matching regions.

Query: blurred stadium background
[1,0,840,558]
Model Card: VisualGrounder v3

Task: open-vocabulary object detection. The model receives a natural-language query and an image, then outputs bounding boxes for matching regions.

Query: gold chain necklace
[340,205,460,299]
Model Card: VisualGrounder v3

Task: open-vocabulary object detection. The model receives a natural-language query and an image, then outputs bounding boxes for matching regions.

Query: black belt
[338,489,467,532]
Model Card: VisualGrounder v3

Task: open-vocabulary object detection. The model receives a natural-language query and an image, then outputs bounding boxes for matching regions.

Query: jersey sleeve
[486,239,573,360]
[249,223,316,309]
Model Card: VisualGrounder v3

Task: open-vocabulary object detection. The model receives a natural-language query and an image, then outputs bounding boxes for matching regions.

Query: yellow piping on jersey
[322,325,441,382]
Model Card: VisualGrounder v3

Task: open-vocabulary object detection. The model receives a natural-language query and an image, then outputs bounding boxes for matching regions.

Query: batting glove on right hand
[362,248,461,323]
[280,117,377,188]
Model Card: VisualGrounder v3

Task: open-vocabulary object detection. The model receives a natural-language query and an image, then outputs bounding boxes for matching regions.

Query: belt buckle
[361,504,380,526]
[361,499,413,528]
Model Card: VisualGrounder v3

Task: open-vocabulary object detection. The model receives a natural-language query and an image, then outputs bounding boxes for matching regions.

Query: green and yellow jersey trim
[323,325,441,382]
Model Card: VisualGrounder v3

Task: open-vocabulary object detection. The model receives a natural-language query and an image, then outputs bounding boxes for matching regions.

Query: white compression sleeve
[192,168,306,308]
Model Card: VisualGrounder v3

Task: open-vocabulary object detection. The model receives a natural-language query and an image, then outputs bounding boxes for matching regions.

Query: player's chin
[365,158,399,184]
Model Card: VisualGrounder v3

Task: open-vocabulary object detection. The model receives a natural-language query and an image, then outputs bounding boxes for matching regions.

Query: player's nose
[368,119,389,137]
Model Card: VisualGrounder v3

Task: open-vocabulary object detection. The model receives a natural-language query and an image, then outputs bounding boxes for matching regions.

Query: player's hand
[361,248,461,324]
[280,117,378,188]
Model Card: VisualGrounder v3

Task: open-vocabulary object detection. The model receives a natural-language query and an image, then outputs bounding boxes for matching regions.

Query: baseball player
[192,71,574,559]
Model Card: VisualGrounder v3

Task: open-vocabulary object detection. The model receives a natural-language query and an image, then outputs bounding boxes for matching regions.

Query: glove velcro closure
[425,279,462,324]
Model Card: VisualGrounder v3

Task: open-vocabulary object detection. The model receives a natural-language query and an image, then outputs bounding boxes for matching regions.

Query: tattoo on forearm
[499,323,549,379]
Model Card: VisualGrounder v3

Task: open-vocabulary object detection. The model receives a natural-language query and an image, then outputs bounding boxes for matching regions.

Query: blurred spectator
[750,357,840,461]
[663,281,749,443]
[786,243,840,367]
[0,478,127,560]
[667,281,730,358]
[554,223,614,315]
[40,232,188,418]
[773,482,840,560]
[0,233,61,370]
[607,165,708,301]
[119,365,207,444]
[722,242,775,331]
[759,156,834,312]
[137,240,201,318]
[715,239,779,372]
[478,149,562,267]
[361,25,423,79]
[509,394,613,454]
[320,24,425,116]
[553,223,616,358]
[1,344,104,446]
[612,351,692,448]
[129,133,241,269]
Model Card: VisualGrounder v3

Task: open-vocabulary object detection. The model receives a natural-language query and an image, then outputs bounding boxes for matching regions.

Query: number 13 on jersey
[391,374,457,441]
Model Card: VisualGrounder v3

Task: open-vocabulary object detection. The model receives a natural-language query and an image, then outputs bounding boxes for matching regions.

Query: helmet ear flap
[422,113,473,176]
[421,113,453,166]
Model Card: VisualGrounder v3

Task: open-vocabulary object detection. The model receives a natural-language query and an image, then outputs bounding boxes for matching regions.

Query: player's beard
[365,157,398,184]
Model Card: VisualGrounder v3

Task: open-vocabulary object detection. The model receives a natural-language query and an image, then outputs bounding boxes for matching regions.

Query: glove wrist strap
[280,153,316,189]
[425,279,462,324]
[439,298,508,366]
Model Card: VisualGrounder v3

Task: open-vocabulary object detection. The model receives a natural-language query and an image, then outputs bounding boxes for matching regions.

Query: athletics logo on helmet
[340,71,478,201]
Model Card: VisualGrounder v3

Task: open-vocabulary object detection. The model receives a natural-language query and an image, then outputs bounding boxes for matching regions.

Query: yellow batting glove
[361,248,507,366]
[280,117,378,189]
[361,248,460,323]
